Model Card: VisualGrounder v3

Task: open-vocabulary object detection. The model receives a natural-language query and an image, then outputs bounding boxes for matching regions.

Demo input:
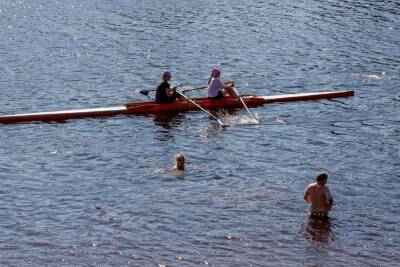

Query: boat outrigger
[0,90,354,124]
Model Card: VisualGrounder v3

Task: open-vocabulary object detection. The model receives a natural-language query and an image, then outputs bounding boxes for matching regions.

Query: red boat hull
[0,90,354,124]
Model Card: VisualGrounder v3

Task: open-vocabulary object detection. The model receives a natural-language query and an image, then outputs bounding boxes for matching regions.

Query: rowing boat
[0,90,354,124]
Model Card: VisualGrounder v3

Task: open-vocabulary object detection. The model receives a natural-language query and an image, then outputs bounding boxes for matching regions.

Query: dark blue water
[1,0,399,265]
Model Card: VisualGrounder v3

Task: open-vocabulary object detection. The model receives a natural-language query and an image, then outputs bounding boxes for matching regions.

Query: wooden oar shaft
[233,87,257,121]
[176,90,225,126]
[239,95,256,120]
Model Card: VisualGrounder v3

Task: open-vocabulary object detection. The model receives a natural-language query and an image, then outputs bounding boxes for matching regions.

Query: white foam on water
[222,113,260,126]
[355,72,384,80]
[275,118,287,124]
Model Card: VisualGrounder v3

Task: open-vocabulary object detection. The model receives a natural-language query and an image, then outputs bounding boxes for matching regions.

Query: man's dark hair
[316,172,328,182]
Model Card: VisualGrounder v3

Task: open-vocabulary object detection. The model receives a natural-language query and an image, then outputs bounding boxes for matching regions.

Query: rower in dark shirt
[155,71,180,104]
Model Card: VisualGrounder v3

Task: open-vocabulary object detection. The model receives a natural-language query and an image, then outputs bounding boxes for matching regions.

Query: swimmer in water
[304,171,334,219]
[152,153,199,178]
[173,153,185,171]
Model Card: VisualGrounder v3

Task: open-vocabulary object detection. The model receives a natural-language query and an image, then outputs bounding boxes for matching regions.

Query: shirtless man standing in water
[304,172,334,219]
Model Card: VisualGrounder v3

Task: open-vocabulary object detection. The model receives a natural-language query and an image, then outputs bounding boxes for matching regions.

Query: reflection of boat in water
[153,113,180,129]
[0,90,354,124]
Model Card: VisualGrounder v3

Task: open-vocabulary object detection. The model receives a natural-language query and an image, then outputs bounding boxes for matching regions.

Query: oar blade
[217,119,229,127]
[251,113,260,124]
[138,90,150,96]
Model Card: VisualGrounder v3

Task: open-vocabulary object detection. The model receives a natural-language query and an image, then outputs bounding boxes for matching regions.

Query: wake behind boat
[0,90,354,124]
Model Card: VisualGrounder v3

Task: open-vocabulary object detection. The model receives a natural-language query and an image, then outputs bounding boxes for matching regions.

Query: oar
[232,86,258,123]
[138,86,206,96]
[175,90,226,126]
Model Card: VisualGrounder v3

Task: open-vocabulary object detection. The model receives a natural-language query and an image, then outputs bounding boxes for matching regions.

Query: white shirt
[207,78,223,97]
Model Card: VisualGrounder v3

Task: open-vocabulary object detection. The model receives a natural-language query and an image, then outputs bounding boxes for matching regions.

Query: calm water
[1,0,399,266]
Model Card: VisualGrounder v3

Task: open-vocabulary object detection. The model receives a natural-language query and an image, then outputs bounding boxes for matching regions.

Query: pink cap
[211,68,221,77]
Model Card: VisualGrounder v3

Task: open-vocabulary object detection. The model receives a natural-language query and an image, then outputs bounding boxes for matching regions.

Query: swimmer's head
[174,153,185,170]
[316,171,328,184]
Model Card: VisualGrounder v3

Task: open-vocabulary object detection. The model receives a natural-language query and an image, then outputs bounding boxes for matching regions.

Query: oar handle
[181,86,206,93]
[138,86,206,96]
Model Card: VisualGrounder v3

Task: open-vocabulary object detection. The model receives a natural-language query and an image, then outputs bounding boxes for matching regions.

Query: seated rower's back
[155,71,180,104]
[207,68,238,100]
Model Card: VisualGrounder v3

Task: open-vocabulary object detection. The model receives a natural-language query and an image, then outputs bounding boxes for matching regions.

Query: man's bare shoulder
[306,182,318,189]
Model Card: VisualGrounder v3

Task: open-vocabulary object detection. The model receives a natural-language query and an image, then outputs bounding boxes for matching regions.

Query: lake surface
[0,0,399,266]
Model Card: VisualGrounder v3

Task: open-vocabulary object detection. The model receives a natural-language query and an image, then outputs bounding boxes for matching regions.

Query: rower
[155,71,180,104]
[207,68,239,100]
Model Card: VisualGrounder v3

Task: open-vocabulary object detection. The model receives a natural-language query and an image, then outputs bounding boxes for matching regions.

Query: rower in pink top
[207,68,238,100]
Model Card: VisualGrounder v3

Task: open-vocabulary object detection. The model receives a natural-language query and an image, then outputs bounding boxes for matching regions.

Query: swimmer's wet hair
[316,171,328,181]
[175,153,185,161]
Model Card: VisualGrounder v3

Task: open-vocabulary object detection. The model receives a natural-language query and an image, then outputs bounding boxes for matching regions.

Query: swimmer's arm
[325,188,334,210]
[304,187,311,203]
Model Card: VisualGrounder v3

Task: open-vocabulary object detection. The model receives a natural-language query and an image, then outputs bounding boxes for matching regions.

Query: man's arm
[325,188,333,210]
[304,186,311,203]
